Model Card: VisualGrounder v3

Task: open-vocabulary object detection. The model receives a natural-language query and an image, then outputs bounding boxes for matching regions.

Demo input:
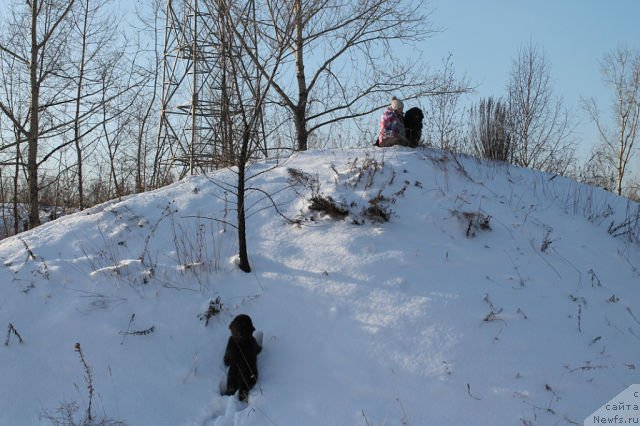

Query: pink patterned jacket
[378,106,405,145]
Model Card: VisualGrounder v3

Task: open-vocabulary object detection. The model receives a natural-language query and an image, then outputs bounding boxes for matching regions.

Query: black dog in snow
[221,314,262,401]
[403,106,424,147]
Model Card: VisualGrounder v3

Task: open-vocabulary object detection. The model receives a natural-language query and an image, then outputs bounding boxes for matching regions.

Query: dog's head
[229,314,255,338]
[404,107,424,130]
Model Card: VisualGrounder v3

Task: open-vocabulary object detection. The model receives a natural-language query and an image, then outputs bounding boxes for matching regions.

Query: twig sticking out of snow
[198,297,223,326]
[627,306,640,325]
[577,304,583,333]
[74,343,94,422]
[483,293,496,311]
[483,311,504,322]
[18,237,36,261]
[568,294,587,333]
[16,236,49,279]
[395,398,411,426]
[467,383,482,400]
[120,314,136,345]
[5,323,23,346]
[568,363,607,373]
[118,313,155,343]
[122,326,155,337]
[361,410,372,426]
[588,269,602,287]
[540,227,554,252]
[482,293,505,323]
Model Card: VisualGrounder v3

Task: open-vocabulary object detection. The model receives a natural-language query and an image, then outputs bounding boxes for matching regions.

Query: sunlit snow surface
[1,147,638,425]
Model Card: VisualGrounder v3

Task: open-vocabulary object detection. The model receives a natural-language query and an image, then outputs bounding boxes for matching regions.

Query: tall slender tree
[0,0,76,228]
[69,0,122,208]
[507,41,574,175]
[584,45,640,196]
[0,46,29,235]
[207,0,291,272]
[425,54,469,152]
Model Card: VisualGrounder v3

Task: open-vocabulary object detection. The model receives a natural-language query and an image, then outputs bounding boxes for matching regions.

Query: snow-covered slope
[1,147,638,425]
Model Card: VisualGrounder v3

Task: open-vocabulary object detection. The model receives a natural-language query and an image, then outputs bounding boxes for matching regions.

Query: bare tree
[425,54,469,152]
[240,0,441,151]
[204,0,291,272]
[576,147,617,192]
[130,0,164,194]
[507,41,574,175]
[0,46,29,235]
[0,0,76,228]
[468,97,511,162]
[0,1,145,229]
[584,45,640,196]
[68,0,123,209]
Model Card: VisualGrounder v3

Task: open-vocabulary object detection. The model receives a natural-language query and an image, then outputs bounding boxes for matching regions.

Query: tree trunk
[0,170,6,238]
[294,107,308,152]
[617,128,624,196]
[13,132,20,235]
[236,132,251,273]
[74,0,90,209]
[293,0,308,151]
[136,125,146,193]
[27,3,40,229]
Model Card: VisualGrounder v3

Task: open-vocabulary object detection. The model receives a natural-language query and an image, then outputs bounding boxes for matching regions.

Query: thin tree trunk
[237,131,251,273]
[0,169,6,238]
[136,35,161,193]
[101,79,121,198]
[13,132,20,235]
[74,0,90,209]
[293,0,308,151]
[27,3,40,229]
[617,124,624,195]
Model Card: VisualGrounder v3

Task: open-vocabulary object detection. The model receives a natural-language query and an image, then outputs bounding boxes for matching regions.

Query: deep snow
[0,147,639,425]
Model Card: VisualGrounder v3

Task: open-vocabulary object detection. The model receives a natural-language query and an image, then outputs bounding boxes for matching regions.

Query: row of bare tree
[0,1,637,256]
[0,0,467,272]
[0,0,453,235]
[425,42,640,199]
[0,0,162,235]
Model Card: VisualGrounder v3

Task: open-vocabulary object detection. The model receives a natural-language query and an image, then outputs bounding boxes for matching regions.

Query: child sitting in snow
[377,96,410,147]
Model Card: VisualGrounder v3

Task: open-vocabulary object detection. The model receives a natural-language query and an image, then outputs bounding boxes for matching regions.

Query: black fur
[223,314,262,401]
[404,107,424,147]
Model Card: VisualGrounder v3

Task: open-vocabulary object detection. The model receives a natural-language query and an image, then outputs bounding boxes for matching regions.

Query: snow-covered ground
[1,147,638,425]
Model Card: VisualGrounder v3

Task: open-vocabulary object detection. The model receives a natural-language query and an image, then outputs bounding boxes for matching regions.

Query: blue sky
[419,0,640,158]
[1,0,637,162]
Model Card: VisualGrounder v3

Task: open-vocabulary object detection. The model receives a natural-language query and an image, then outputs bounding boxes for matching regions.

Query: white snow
[0,147,638,425]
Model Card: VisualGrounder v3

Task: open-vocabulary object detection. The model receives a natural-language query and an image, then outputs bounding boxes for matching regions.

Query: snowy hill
[1,147,639,426]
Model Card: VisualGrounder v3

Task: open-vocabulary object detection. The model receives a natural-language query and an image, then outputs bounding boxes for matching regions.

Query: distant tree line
[425,42,640,201]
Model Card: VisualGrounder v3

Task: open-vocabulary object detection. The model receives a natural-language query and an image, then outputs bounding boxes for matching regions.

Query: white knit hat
[390,96,404,111]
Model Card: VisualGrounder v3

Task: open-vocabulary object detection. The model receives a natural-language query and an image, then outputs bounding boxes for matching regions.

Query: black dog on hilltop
[403,107,424,147]
[222,314,262,401]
